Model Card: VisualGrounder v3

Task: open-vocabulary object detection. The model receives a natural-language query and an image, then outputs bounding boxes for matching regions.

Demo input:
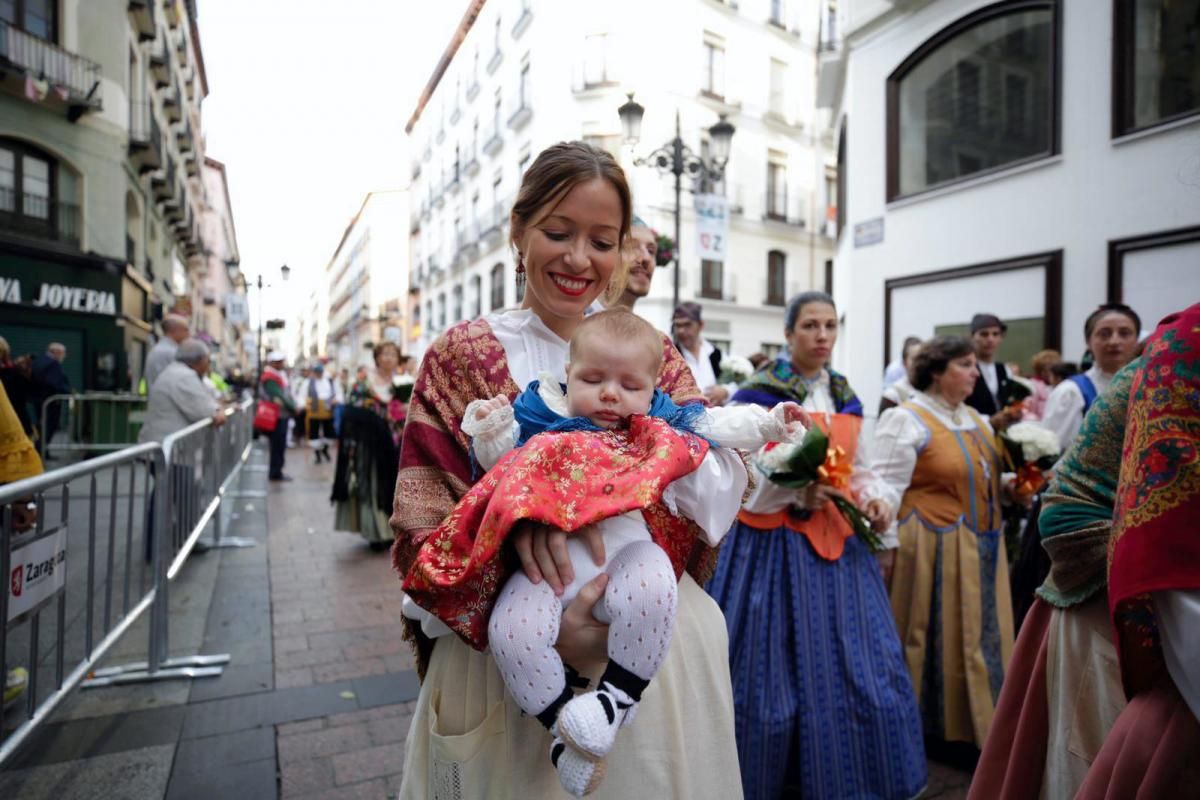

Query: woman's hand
[473,395,510,421]
[555,573,610,670]
[802,483,843,510]
[776,402,813,435]
[864,498,892,532]
[875,549,896,586]
[1002,477,1035,510]
[512,522,605,596]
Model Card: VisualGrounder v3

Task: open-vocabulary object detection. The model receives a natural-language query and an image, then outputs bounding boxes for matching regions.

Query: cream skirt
[397,574,744,799]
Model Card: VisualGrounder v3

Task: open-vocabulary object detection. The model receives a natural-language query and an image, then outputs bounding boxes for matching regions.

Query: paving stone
[10,705,187,768]
[166,756,276,800]
[277,723,372,764]
[289,777,390,800]
[186,661,274,702]
[279,755,337,798]
[0,744,175,800]
[332,742,405,786]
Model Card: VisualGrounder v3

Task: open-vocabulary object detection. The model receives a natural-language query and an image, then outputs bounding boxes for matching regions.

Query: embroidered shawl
[405,416,710,649]
[731,357,863,416]
[390,319,712,672]
[1109,303,1200,698]
[1034,357,1143,608]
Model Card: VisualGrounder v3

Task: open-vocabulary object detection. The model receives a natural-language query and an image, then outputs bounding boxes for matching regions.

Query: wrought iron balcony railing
[0,21,102,119]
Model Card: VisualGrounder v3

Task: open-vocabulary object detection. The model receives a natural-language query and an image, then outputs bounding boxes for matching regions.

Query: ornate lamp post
[618,93,735,312]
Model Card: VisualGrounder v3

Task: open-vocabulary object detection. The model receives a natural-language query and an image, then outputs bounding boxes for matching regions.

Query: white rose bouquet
[999,421,1061,497]
[718,355,755,386]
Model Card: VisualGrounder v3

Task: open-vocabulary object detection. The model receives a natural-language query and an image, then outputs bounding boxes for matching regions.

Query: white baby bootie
[556,681,636,761]
[550,735,607,797]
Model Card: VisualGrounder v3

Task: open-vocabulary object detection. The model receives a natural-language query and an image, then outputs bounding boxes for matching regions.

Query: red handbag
[253,400,280,433]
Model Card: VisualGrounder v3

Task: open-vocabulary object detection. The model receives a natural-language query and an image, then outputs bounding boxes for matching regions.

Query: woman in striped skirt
[707,291,927,799]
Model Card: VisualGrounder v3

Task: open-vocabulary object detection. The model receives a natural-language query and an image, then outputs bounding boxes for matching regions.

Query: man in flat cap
[965,313,1022,430]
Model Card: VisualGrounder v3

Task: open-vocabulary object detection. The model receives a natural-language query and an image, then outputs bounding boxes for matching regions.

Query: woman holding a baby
[392,142,919,799]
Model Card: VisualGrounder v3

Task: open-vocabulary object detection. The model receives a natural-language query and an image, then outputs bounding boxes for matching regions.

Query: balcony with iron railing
[128,0,157,42]
[148,36,170,88]
[129,101,163,173]
[0,21,102,120]
[152,158,178,203]
[764,190,806,228]
[0,187,81,248]
[481,125,503,156]
[162,85,181,123]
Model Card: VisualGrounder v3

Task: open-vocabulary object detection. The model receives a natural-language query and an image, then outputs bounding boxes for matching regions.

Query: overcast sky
[198,1,464,325]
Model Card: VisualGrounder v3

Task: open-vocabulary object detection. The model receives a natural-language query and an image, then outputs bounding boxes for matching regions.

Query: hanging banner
[695,194,729,263]
[225,294,249,326]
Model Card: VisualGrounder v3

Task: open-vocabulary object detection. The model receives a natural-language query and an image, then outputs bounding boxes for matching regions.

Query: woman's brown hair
[909,335,974,391]
[509,141,632,306]
[372,341,402,366]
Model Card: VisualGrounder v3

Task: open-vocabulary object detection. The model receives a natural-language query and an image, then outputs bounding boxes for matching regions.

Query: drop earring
[516,256,526,288]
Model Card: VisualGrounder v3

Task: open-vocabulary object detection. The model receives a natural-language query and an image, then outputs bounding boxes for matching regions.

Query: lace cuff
[461,399,515,440]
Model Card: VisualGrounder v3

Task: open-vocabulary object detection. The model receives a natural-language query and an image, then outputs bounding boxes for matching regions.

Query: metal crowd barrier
[0,399,255,767]
[39,392,148,458]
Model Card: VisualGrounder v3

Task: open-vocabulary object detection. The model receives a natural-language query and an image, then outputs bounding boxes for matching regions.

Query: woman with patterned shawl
[707,291,927,800]
[969,347,1145,798]
[390,142,745,799]
[872,335,1016,757]
[1075,302,1200,797]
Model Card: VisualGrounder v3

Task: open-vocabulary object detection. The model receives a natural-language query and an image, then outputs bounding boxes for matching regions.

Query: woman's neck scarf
[512,379,711,448]
[1109,302,1200,697]
[731,357,863,416]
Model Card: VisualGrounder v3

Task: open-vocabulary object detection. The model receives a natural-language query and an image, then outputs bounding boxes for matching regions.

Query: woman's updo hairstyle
[373,341,402,366]
[1083,303,1141,340]
[909,335,974,391]
[783,290,836,333]
[510,141,633,305]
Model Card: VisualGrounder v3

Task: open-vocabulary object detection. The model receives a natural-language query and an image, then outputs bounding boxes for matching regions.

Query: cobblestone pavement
[267,443,415,799]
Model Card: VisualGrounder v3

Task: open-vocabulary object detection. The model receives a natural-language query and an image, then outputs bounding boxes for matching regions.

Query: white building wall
[408,0,836,359]
[830,0,1200,416]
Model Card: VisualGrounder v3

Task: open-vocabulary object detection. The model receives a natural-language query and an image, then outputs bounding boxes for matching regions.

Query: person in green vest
[260,351,297,481]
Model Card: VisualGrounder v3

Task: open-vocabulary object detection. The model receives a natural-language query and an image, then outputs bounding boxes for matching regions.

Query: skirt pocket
[427,688,508,800]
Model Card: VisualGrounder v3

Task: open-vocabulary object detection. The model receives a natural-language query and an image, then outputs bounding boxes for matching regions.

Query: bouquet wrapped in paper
[389,374,415,422]
[999,421,1061,498]
[754,425,885,552]
[998,376,1033,412]
[718,355,755,386]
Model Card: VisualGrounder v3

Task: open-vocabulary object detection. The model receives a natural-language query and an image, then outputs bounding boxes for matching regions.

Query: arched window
[470,274,482,318]
[766,250,786,306]
[886,1,1058,200]
[451,284,463,322]
[490,262,505,310]
[0,137,78,247]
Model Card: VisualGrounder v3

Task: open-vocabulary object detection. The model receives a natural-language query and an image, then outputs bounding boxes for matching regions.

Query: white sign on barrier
[8,530,67,623]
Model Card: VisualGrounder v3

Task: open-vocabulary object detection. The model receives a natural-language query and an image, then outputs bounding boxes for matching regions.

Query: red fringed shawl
[404,417,709,649]
[1109,302,1200,698]
[389,319,716,668]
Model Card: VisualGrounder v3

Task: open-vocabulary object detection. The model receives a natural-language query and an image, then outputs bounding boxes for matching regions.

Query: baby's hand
[473,395,510,421]
[777,402,811,433]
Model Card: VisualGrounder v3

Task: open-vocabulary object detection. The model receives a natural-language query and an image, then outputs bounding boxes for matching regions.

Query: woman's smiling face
[514,177,623,327]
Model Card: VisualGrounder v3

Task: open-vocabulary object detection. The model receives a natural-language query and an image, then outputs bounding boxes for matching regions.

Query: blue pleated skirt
[707,523,928,800]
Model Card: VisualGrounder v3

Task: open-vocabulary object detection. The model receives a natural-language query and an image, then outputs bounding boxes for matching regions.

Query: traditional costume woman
[392,310,744,800]
[1078,302,1200,796]
[707,359,927,800]
[874,389,1014,749]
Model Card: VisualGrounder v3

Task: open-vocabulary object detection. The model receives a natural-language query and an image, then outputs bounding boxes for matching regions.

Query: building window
[761,342,784,359]
[701,259,723,300]
[515,275,525,303]
[886,1,1057,201]
[766,250,786,305]
[437,294,446,329]
[451,284,463,322]
[583,33,612,87]
[769,59,787,116]
[766,154,787,221]
[769,0,786,28]
[0,0,56,40]
[490,262,505,310]
[702,34,726,99]
[425,300,434,330]
[470,274,482,318]
[1113,0,1200,136]
[517,57,530,111]
[0,138,77,246]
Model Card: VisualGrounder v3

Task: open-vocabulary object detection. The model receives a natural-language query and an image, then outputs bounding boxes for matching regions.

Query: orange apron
[738,412,863,561]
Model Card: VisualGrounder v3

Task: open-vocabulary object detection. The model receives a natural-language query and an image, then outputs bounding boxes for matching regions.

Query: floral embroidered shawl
[1109,303,1200,698]
[731,357,863,415]
[390,319,712,671]
[404,416,710,650]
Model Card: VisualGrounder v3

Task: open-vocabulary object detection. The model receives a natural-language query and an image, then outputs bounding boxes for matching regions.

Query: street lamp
[254,264,290,391]
[618,93,735,312]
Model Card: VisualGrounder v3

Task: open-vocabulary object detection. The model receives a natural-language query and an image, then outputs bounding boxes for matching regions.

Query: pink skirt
[1076,679,1200,799]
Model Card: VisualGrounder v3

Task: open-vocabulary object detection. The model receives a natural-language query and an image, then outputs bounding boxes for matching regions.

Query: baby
[440,310,804,794]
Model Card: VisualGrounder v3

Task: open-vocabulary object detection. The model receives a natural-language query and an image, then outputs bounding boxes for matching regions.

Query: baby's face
[565,339,658,429]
